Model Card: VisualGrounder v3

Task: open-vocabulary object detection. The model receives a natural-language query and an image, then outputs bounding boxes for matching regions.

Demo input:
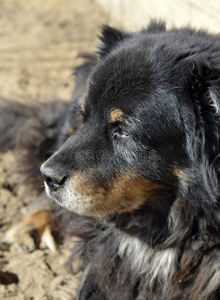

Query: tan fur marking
[3,210,53,251]
[173,166,188,189]
[109,108,124,122]
[20,210,51,228]
[81,100,86,113]
[63,172,165,217]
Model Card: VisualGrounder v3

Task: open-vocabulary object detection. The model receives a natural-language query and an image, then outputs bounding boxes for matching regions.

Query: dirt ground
[1,0,220,300]
[0,1,113,299]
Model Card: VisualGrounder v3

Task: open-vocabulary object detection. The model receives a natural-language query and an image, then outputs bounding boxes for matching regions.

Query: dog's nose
[40,164,68,191]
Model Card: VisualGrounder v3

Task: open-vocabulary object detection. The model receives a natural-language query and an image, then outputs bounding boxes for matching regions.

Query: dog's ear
[164,60,220,248]
[98,25,130,58]
[189,58,220,164]
[190,58,220,114]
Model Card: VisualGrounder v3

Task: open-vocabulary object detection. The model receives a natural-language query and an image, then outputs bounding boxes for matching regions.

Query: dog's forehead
[84,42,184,131]
[86,49,156,116]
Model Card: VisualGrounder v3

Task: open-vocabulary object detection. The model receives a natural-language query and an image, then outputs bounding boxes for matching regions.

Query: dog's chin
[44,183,109,217]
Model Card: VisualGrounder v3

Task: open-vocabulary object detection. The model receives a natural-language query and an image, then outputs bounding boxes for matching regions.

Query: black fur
[3,21,220,299]
[0,100,68,189]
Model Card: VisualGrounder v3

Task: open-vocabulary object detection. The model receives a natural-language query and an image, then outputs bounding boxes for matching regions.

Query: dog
[2,21,220,299]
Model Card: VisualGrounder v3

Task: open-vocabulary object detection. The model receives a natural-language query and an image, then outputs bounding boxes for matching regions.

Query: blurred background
[0,1,220,299]
[1,0,220,105]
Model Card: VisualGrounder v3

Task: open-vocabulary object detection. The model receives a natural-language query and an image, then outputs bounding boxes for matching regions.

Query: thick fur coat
[2,21,220,299]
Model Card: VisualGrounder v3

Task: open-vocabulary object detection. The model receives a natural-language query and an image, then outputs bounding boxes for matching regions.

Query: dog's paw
[3,210,57,252]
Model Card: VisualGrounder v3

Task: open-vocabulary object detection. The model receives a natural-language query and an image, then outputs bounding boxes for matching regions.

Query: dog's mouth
[43,170,166,217]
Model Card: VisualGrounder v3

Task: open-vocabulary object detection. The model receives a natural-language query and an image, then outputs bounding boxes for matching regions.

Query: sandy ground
[1,0,220,300]
[0,1,112,299]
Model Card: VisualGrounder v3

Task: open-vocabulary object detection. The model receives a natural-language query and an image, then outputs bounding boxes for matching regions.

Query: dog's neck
[107,196,172,247]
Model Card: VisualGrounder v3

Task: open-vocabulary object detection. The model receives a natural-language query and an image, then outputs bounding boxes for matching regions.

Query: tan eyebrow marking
[81,100,86,113]
[109,108,124,122]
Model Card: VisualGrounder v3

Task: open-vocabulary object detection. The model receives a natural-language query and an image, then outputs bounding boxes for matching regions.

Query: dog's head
[41,22,220,219]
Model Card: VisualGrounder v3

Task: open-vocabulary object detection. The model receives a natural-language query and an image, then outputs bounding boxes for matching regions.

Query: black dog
[4,21,220,299]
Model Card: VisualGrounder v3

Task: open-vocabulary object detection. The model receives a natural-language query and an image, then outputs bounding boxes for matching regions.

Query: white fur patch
[45,179,95,215]
[209,90,220,114]
[118,233,177,287]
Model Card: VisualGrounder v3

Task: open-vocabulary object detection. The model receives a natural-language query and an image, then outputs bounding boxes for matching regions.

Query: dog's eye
[112,129,129,140]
